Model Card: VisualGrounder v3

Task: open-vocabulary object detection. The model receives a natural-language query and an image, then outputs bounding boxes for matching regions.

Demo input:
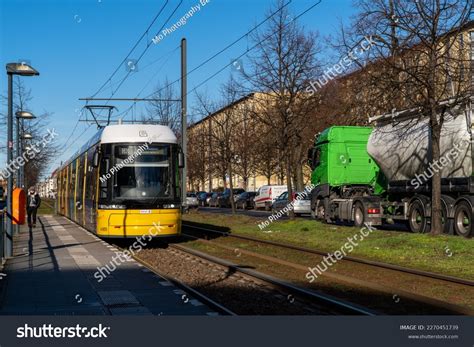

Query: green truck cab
[307,126,385,226]
[308,126,383,193]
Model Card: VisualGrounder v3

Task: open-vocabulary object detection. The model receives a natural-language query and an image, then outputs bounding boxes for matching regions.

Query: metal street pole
[20,119,24,188]
[5,63,39,254]
[14,113,20,236]
[6,73,13,257]
[181,38,187,207]
[16,115,20,185]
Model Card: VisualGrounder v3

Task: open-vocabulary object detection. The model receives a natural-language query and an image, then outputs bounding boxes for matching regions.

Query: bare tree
[194,77,245,213]
[145,78,181,134]
[339,0,473,234]
[233,102,258,190]
[0,79,59,187]
[240,0,320,217]
[187,123,207,191]
[254,132,280,184]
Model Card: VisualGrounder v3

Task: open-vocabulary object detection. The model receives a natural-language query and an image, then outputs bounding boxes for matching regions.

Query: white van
[254,185,287,210]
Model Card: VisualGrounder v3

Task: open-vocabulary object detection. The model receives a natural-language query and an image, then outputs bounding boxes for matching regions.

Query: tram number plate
[140,210,152,214]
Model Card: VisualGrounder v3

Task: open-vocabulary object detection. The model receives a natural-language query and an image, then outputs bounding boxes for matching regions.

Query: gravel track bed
[136,244,336,315]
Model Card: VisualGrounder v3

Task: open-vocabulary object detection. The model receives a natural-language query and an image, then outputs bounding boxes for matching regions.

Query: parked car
[197,192,211,206]
[293,192,312,216]
[235,192,257,209]
[206,193,214,206]
[186,192,199,208]
[271,191,311,216]
[208,192,222,207]
[217,188,246,208]
[254,185,287,211]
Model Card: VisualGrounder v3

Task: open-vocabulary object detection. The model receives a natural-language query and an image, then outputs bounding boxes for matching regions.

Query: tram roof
[58,124,177,170]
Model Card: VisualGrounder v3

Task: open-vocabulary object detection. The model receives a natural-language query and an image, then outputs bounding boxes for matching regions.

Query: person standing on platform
[27,187,41,228]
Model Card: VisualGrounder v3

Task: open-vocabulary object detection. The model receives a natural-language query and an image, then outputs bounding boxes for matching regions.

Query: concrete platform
[0,215,215,315]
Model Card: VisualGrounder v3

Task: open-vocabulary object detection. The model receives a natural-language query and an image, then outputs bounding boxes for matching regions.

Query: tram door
[84,146,99,232]
[75,155,85,226]
[68,161,76,220]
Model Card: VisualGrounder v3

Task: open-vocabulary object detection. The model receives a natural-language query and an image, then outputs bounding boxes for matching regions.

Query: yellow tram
[56,124,183,238]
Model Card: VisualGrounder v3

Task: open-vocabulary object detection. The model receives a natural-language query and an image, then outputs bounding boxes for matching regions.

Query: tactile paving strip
[97,290,140,306]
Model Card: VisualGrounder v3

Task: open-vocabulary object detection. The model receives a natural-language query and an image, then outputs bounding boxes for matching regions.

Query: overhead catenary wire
[98,0,184,106]
[142,0,294,99]
[101,45,180,92]
[71,0,182,145]
[104,0,320,123]
[84,0,182,131]
[63,2,172,153]
[71,0,319,145]
[61,107,86,150]
[112,45,180,121]
[52,123,93,167]
[90,0,171,98]
[186,0,323,97]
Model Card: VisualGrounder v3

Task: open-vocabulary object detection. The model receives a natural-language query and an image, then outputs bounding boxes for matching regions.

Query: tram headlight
[162,204,177,209]
[98,204,127,209]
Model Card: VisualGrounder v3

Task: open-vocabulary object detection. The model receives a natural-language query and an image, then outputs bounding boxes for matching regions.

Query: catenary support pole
[181,38,187,207]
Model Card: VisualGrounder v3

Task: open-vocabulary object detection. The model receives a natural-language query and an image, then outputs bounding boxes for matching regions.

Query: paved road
[191,206,311,219]
[190,207,410,232]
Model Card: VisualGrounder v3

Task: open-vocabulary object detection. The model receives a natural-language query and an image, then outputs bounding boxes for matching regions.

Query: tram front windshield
[112,144,171,200]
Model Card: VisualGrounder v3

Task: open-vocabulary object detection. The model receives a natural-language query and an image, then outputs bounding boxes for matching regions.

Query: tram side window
[99,149,110,199]
[69,162,76,198]
[76,156,85,203]
[85,147,97,201]
[63,171,67,198]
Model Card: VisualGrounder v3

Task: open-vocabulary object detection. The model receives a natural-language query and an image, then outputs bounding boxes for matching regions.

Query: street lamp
[5,63,39,258]
[21,133,33,140]
[16,111,35,119]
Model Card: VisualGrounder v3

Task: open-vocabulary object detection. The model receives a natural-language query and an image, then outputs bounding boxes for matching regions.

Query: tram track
[167,243,377,315]
[182,222,474,287]
[181,222,474,315]
[111,238,375,315]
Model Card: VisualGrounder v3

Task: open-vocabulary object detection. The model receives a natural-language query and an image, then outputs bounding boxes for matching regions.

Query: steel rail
[180,230,474,315]
[183,222,474,287]
[169,243,377,316]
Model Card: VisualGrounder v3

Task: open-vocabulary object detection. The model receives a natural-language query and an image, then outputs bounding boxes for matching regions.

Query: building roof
[188,93,255,129]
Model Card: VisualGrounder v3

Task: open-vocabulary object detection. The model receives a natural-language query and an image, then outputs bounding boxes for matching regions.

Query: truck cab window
[314,148,321,167]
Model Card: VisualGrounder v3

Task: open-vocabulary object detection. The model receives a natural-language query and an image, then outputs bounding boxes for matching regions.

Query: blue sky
[0,0,356,176]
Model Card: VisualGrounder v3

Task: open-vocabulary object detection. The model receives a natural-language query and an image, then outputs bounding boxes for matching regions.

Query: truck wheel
[453,201,472,238]
[408,200,428,233]
[353,202,365,227]
[314,198,331,223]
[315,200,325,220]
